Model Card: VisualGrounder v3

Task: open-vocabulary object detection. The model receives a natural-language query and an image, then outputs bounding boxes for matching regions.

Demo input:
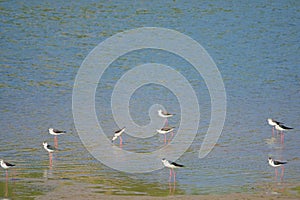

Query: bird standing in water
[112,127,126,147]
[158,109,174,127]
[0,159,15,179]
[274,124,293,144]
[267,118,283,137]
[162,158,184,182]
[268,157,287,180]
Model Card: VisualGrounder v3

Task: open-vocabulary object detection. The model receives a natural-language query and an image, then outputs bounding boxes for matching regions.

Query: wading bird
[268,157,287,180]
[162,158,184,183]
[112,127,126,146]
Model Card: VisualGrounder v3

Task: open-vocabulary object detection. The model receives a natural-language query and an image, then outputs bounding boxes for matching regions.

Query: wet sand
[35,181,300,200]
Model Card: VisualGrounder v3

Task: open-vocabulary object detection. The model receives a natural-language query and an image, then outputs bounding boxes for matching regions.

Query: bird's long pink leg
[119,136,123,148]
[168,131,174,143]
[119,136,123,146]
[275,168,278,180]
[54,136,58,148]
[281,132,284,144]
[165,119,168,127]
[281,166,285,181]
[49,153,53,166]
[272,127,274,137]
[169,169,172,182]
[5,170,8,181]
[173,170,176,183]
[164,134,167,144]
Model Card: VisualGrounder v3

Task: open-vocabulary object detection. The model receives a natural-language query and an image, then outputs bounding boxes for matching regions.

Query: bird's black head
[268,157,272,162]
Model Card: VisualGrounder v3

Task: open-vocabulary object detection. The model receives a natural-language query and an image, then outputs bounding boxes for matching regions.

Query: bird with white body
[112,127,126,146]
[162,158,184,182]
[0,159,15,179]
[157,126,175,144]
[158,109,174,126]
[49,128,66,148]
[267,118,283,136]
[274,124,293,144]
[268,157,287,180]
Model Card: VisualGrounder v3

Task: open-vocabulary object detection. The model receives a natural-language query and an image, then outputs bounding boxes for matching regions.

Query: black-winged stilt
[49,128,66,136]
[268,157,287,180]
[43,142,55,153]
[49,128,66,148]
[157,126,175,144]
[274,124,293,144]
[267,118,283,136]
[0,160,15,170]
[112,127,125,146]
[162,158,184,182]
[43,141,56,166]
[158,109,174,126]
[0,159,15,179]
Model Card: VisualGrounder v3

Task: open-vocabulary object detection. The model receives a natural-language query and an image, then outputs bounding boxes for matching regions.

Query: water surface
[1,0,299,199]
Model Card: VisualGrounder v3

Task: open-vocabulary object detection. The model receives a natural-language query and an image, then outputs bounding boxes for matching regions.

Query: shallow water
[1,0,300,199]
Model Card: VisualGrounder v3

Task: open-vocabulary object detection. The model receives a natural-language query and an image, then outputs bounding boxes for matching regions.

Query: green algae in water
[291,186,300,194]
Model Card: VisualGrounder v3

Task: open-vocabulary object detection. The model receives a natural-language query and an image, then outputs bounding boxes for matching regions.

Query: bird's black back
[280,125,293,129]
[162,127,174,131]
[47,144,56,150]
[274,160,287,165]
[54,129,66,133]
[115,127,125,133]
[171,162,184,167]
[6,162,15,167]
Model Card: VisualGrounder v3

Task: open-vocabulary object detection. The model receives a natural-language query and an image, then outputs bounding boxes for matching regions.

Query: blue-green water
[1,0,299,199]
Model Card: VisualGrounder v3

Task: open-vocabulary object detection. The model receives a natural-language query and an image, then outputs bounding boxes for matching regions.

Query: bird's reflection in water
[168,181,176,195]
[43,168,54,180]
[5,176,8,198]
[49,152,53,167]
[3,171,15,200]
